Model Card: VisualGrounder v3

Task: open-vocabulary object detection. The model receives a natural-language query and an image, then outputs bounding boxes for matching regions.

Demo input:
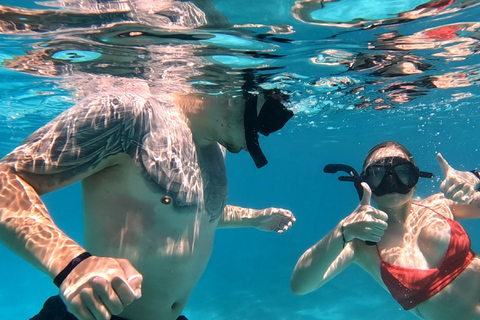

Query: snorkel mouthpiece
[243,72,293,168]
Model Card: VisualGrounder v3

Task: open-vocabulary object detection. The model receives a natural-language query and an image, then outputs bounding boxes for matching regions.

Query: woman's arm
[448,195,480,219]
[290,221,355,295]
[290,183,388,294]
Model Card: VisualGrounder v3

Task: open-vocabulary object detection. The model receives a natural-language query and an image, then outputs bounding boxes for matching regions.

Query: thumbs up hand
[342,183,389,244]
[437,153,480,203]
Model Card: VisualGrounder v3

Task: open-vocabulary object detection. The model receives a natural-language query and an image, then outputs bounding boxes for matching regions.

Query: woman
[290,141,480,319]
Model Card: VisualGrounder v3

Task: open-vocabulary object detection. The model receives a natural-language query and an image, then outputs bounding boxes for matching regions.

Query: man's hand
[254,208,296,233]
[437,153,480,203]
[342,183,388,243]
[59,256,142,320]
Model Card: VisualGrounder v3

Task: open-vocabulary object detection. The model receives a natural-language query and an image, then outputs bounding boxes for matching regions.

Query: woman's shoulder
[414,193,454,219]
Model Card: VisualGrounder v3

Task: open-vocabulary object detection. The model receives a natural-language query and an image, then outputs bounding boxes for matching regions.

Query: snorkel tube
[243,73,266,168]
[323,163,375,246]
[242,71,294,168]
[323,164,364,200]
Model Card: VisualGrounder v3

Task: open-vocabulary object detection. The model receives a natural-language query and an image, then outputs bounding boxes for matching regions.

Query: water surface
[1,0,480,319]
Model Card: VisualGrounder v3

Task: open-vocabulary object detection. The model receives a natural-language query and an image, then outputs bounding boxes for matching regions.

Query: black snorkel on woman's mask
[324,161,434,199]
[242,74,294,168]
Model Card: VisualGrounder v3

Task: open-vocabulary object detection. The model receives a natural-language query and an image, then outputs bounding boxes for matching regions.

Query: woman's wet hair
[363,141,415,169]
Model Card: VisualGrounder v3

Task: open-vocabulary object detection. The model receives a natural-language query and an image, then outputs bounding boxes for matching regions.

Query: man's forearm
[0,168,85,278]
[217,205,258,228]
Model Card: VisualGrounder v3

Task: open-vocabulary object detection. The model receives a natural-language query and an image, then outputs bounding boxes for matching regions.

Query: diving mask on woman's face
[361,156,431,197]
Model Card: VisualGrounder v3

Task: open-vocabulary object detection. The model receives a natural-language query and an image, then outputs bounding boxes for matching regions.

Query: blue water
[2,0,480,319]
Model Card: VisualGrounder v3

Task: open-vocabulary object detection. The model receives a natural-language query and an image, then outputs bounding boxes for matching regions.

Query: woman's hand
[437,153,480,203]
[342,183,388,244]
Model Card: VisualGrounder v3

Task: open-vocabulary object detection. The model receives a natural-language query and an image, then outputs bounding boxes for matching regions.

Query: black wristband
[470,170,480,191]
[53,252,92,287]
[341,224,347,248]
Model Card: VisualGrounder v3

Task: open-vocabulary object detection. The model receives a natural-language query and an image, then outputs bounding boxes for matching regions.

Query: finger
[370,208,388,222]
[81,289,110,320]
[368,234,382,243]
[437,153,451,176]
[372,219,388,231]
[281,210,295,222]
[277,225,286,234]
[363,226,384,241]
[452,190,468,203]
[440,178,448,194]
[126,274,142,299]
[370,227,385,238]
[72,308,96,320]
[445,183,463,200]
[91,277,123,316]
[281,210,293,217]
[116,259,142,299]
[280,221,293,229]
[289,214,296,222]
[360,182,371,206]
[111,277,137,306]
[68,297,96,320]
[357,228,381,243]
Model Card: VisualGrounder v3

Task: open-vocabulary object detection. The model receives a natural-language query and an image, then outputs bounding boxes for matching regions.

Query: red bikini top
[378,203,474,310]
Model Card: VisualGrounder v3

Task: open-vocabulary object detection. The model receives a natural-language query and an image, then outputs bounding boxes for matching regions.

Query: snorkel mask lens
[362,157,420,196]
[394,163,420,187]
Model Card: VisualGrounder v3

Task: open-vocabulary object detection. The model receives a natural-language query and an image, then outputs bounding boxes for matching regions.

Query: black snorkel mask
[361,157,434,197]
[242,73,294,168]
[324,158,434,199]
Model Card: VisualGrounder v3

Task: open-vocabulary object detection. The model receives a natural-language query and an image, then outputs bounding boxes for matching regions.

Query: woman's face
[365,146,416,207]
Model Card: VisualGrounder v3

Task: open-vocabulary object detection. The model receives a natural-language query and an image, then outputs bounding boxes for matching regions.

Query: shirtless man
[0,79,295,320]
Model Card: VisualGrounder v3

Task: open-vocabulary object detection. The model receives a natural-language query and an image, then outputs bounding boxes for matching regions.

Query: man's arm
[217,204,295,233]
[0,93,146,320]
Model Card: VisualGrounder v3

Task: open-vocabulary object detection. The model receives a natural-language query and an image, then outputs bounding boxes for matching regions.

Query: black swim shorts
[30,296,188,320]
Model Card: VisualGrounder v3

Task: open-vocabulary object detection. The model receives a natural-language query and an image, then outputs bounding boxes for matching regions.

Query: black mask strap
[420,171,434,178]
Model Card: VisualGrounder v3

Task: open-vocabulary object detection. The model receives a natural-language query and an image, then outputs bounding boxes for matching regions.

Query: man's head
[175,84,293,168]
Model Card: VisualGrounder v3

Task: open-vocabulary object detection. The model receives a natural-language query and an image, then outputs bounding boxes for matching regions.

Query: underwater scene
[2,0,480,319]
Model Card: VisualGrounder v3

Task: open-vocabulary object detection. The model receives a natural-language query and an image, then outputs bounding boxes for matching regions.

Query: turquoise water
[2,0,480,319]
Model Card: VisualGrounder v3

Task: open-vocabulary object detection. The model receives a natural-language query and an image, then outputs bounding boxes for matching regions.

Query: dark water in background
[2,0,480,319]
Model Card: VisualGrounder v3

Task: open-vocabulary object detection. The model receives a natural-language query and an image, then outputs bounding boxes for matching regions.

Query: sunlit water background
[2,0,480,319]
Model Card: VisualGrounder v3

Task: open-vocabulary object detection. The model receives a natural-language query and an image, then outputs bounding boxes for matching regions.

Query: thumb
[360,182,371,206]
[436,153,451,176]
